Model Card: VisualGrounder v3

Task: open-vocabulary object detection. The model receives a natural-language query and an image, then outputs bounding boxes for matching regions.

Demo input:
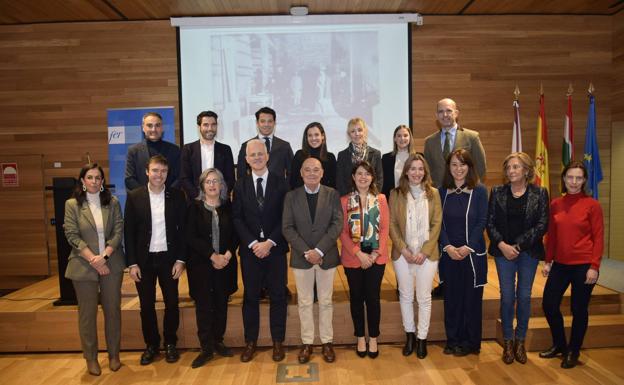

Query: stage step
[496,314,624,351]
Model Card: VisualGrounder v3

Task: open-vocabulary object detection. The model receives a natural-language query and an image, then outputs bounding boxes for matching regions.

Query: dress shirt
[439,124,458,152]
[394,150,409,187]
[200,139,215,172]
[248,169,276,248]
[148,184,168,252]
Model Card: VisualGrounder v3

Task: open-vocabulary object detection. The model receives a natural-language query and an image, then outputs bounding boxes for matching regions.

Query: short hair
[301,155,323,172]
[245,138,267,156]
[347,117,368,142]
[392,124,417,156]
[561,160,588,194]
[196,111,218,126]
[255,106,276,121]
[397,153,435,199]
[197,168,228,202]
[301,122,328,161]
[72,163,111,206]
[146,154,169,170]
[350,160,379,195]
[442,148,479,189]
[502,152,535,185]
[142,112,163,125]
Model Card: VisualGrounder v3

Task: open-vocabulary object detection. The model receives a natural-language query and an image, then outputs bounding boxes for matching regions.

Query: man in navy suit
[125,112,181,191]
[179,111,235,199]
[233,139,289,363]
[236,107,293,181]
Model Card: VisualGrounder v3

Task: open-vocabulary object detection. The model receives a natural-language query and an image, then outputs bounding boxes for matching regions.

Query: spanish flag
[535,92,550,193]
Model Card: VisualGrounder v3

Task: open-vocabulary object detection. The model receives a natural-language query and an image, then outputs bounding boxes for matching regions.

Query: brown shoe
[322,343,336,363]
[502,340,514,364]
[272,341,286,362]
[109,356,121,372]
[86,359,101,376]
[514,339,527,364]
[240,341,257,362]
[298,344,313,364]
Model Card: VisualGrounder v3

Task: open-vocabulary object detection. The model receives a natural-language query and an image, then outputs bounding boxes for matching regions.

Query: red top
[339,194,390,268]
[546,192,604,270]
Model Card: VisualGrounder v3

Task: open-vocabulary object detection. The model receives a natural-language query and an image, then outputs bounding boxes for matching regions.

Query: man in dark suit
[232,139,289,363]
[282,157,343,364]
[236,106,293,181]
[124,155,187,365]
[179,110,235,199]
[125,112,181,191]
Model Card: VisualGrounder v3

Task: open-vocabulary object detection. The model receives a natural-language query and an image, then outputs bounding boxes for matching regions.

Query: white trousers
[292,265,336,344]
[393,255,438,339]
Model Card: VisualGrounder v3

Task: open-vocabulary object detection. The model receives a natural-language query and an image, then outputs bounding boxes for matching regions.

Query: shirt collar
[252,169,269,181]
[304,184,321,194]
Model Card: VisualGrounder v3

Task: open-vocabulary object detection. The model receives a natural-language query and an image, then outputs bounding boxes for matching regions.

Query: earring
[100,185,104,192]
[82,184,86,192]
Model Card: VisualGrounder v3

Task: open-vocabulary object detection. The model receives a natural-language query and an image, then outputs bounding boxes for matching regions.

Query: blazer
[124,186,187,268]
[125,140,181,191]
[185,199,238,295]
[335,145,383,196]
[439,183,488,287]
[389,187,442,262]
[179,140,235,199]
[339,193,390,268]
[282,185,343,270]
[236,136,294,181]
[64,196,125,281]
[289,149,337,189]
[423,126,486,187]
[381,152,397,199]
[486,184,549,260]
[232,171,289,259]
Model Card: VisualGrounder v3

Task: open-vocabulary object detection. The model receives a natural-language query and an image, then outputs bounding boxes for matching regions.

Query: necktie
[442,130,451,161]
[264,136,271,153]
[256,177,264,208]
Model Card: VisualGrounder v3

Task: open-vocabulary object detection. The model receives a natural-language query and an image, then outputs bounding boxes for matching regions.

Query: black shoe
[454,346,479,357]
[214,342,234,357]
[191,350,214,368]
[356,343,367,358]
[431,283,444,298]
[416,338,428,359]
[140,346,159,365]
[561,351,580,369]
[443,345,457,355]
[260,287,268,300]
[539,345,565,359]
[402,332,416,356]
[165,344,180,363]
[367,345,379,359]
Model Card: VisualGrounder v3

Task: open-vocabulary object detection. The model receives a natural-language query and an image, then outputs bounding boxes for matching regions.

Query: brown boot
[514,339,527,364]
[502,340,514,364]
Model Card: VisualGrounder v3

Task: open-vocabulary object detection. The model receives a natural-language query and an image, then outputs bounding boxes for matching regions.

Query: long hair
[72,163,112,206]
[442,148,479,189]
[197,168,228,202]
[561,160,588,194]
[350,160,379,195]
[392,125,417,156]
[301,122,328,161]
[397,154,434,199]
[502,152,535,185]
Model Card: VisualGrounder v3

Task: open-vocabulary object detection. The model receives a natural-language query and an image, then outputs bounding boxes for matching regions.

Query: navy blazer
[236,136,294,181]
[439,183,488,287]
[124,186,187,268]
[125,140,181,191]
[232,171,289,259]
[486,184,549,260]
[179,140,235,199]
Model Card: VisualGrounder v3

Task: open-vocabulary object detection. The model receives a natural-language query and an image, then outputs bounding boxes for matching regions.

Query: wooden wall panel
[610,11,624,261]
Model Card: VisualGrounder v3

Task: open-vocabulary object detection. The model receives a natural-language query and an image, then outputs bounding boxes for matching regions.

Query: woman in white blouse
[64,164,125,376]
[381,125,418,200]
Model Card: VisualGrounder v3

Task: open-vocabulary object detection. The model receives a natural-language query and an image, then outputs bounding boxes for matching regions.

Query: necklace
[511,185,526,198]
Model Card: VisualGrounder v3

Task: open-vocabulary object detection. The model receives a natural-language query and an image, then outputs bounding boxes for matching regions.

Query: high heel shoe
[368,338,379,359]
[356,338,367,358]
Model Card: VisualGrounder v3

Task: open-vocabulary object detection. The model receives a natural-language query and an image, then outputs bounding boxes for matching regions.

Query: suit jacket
[64,196,125,281]
[179,140,235,199]
[486,184,549,260]
[335,145,383,196]
[282,185,343,269]
[232,171,289,259]
[236,136,294,181]
[125,140,181,191]
[423,126,486,187]
[381,152,396,199]
[185,200,238,295]
[124,186,187,268]
[389,187,442,262]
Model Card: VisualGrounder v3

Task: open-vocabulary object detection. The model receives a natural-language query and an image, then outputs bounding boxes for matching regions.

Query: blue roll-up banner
[107,107,176,210]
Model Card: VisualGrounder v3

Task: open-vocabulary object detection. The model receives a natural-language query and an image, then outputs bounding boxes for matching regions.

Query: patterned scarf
[346,192,380,249]
[350,142,368,164]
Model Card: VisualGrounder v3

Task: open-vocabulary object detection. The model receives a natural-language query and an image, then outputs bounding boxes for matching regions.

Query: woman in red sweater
[540,161,604,369]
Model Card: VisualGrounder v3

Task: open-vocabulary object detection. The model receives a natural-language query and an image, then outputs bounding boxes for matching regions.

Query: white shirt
[394,150,409,187]
[252,169,269,197]
[200,140,215,172]
[86,192,106,255]
[148,184,168,252]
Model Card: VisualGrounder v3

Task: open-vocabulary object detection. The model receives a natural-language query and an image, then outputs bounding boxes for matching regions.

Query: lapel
[245,175,262,212]
[139,141,150,170]
[191,141,202,179]
[496,185,509,211]
[142,187,153,229]
[164,187,173,229]
[314,186,328,226]
[80,201,97,231]
[101,204,110,237]
[524,185,538,227]
[454,127,467,150]
[213,141,223,170]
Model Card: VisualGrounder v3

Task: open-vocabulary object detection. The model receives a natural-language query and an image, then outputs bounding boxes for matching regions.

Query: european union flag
[583,94,602,199]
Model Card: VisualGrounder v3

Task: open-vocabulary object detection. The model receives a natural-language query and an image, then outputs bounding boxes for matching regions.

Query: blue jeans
[494,252,539,340]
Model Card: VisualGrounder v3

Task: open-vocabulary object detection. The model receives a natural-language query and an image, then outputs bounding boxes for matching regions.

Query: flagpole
[583,82,602,199]
[535,82,550,193]
[512,84,522,152]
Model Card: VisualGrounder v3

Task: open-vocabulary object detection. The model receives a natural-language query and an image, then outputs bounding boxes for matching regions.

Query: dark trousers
[542,262,596,354]
[344,263,386,338]
[135,252,179,348]
[443,255,484,351]
[240,252,287,342]
[187,263,229,352]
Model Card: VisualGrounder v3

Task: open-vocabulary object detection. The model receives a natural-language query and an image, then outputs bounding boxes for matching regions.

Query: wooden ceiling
[0,0,622,25]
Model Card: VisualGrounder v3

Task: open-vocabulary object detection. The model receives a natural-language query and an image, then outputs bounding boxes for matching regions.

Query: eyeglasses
[205,179,220,185]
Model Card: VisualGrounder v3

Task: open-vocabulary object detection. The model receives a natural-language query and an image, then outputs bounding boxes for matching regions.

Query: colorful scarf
[346,192,380,249]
